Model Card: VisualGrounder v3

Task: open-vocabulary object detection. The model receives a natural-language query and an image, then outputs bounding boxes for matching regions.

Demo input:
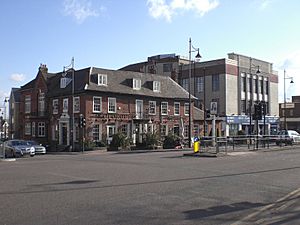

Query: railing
[194,135,298,153]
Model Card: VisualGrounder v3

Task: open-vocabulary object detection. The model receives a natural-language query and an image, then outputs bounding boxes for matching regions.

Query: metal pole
[284,69,286,130]
[72,57,75,151]
[203,68,206,137]
[188,38,192,148]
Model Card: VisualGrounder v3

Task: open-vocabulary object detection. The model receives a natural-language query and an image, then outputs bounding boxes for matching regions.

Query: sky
[1,0,300,111]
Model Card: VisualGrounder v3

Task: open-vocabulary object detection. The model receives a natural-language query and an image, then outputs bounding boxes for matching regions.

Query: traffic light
[206,109,210,118]
[80,116,86,128]
[253,103,262,120]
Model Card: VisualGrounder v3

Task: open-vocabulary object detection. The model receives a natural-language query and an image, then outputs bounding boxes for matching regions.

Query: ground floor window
[38,122,46,137]
[92,124,101,141]
[184,125,189,138]
[25,122,31,135]
[160,124,168,136]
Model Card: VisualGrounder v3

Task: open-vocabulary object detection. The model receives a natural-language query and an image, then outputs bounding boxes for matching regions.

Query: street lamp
[283,69,294,130]
[188,38,201,148]
[248,58,261,136]
[63,57,75,151]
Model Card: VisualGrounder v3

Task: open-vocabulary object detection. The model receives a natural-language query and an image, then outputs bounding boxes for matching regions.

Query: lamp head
[195,50,201,59]
[290,79,294,84]
[256,66,261,74]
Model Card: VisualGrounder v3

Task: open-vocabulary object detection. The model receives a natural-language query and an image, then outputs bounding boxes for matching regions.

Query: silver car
[4,140,35,158]
[25,140,46,154]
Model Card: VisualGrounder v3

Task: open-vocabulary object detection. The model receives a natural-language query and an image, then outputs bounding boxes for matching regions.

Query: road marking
[227,152,256,156]
[232,187,300,225]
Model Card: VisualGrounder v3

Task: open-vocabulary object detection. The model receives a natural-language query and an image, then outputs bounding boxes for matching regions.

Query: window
[60,78,67,88]
[38,122,45,137]
[108,97,116,113]
[163,63,172,72]
[153,81,161,92]
[248,77,252,93]
[38,92,45,116]
[98,74,107,86]
[93,97,102,113]
[92,124,101,141]
[161,102,168,115]
[25,95,31,113]
[32,122,35,137]
[212,74,219,92]
[184,103,189,116]
[265,80,269,95]
[260,79,264,94]
[241,76,246,92]
[53,99,58,114]
[241,100,246,114]
[174,102,180,115]
[63,98,68,113]
[25,123,31,135]
[182,78,189,91]
[184,125,189,138]
[136,100,143,119]
[120,124,129,136]
[196,77,204,93]
[255,78,259,93]
[149,101,156,115]
[73,96,80,113]
[133,78,141,90]
[160,124,168,136]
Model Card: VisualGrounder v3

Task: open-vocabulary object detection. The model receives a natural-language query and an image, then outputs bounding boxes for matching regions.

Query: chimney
[39,63,48,74]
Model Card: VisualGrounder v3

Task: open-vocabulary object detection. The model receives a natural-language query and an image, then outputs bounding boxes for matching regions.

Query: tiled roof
[87,67,193,100]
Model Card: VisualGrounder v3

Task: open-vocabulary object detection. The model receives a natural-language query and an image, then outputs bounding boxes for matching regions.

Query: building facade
[279,95,300,132]
[121,53,280,136]
[12,64,202,150]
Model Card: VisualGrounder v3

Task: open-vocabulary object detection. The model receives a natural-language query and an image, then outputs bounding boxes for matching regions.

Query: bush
[163,134,180,149]
[143,132,159,149]
[110,133,131,150]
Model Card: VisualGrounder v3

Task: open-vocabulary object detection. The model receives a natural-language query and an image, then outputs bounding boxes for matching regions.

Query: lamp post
[63,57,75,151]
[4,97,9,139]
[283,69,294,130]
[188,38,201,148]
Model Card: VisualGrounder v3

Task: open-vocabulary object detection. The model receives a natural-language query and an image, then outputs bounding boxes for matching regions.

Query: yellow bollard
[193,140,200,153]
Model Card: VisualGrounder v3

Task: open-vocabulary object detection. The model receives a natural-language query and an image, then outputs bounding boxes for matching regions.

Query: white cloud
[147,0,219,22]
[259,0,271,10]
[63,0,103,24]
[10,73,25,82]
[275,50,300,102]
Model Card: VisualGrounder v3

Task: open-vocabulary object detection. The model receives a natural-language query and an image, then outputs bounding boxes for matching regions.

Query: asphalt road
[0,148,299,225]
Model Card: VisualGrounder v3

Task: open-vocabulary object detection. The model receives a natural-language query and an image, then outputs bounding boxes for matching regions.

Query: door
[107,125,116,144]
[62,124,68,145]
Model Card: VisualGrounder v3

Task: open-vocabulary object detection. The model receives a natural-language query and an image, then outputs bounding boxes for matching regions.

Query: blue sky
[1,0,300,110]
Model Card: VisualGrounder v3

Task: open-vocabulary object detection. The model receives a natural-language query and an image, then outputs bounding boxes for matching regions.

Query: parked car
[25,140,46,154]
[4,140,35,158]
[276,130,300,145]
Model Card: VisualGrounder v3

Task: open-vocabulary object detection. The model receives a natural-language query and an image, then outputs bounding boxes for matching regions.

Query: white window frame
[25,122,31,135]
[161,102,168,115]
[63,98,68,113]
[93,96,102,113]
[25,95,31,114]
[98,74,107,86]
[153,81,161,92]
[133,78,141,90]
[160,124,168,136]
[38,122,45,137]
[108,97,116,113]
[38,92,45,115]
[73,96,80,113]
[32,122,35,137]
[53,99,58,114]
[149,101,156,115]
[174,102,180,116]
[92,124,102,141]
[184,103,190,116]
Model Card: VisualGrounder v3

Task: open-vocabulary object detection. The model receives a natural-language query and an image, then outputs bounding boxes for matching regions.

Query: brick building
[12,64,203,150]
[279,95,300,132]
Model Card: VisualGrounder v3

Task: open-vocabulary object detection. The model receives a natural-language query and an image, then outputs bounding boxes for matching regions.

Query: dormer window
[153,81,161,92]
[133,78,141,90]
[60,77,71,88]
[98,74,107,86]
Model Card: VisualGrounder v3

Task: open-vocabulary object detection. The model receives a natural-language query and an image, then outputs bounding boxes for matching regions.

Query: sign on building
[210,102,217,115]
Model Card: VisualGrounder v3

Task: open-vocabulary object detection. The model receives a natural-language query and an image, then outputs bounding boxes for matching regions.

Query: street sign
[210,102,217,115]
